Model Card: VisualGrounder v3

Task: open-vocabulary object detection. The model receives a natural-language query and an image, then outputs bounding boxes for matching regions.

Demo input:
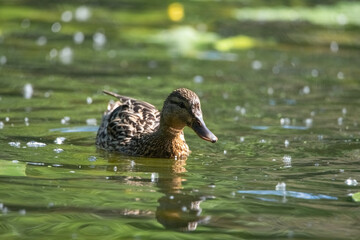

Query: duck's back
[96,91,160,152]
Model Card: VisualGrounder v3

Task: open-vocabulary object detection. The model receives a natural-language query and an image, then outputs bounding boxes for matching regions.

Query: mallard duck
[96,88,217,158]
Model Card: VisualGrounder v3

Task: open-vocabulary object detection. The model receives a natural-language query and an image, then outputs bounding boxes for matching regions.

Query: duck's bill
[191,118,218,143]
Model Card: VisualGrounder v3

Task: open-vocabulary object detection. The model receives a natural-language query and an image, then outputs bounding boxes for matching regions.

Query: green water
[1,1,360,239]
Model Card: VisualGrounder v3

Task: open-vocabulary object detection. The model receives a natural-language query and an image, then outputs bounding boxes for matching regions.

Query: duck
[95,88,217,158]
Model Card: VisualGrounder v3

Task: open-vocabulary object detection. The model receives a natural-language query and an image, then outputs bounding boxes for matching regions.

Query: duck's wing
[102,90,160,146]
[103,90,157,111]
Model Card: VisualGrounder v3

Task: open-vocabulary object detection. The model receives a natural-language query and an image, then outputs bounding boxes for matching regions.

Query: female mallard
[96,88,217,158]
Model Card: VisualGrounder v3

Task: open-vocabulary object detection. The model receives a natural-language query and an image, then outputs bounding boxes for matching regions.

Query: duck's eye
[178,102,186,109]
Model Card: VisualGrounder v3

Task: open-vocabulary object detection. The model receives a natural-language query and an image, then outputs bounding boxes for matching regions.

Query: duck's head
[161,88,217,143]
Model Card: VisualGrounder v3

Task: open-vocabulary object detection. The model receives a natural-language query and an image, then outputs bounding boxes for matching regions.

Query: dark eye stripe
[170,100,186,109]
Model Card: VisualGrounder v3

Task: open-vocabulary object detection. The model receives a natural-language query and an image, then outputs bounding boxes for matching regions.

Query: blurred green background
[1,1,360,239]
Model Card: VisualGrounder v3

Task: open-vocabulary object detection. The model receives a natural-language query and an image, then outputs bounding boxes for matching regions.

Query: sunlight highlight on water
[54,137,66,144]
[238,190,338,200]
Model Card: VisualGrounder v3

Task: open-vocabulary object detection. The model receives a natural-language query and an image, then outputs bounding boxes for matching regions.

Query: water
[1,1,360,239]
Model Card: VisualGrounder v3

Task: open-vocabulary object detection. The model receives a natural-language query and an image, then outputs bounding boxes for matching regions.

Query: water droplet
[283,155,292,168]
[51,22,61,33]
[337,117,343,126]
[311,69,318,78]
[169,195,174,200]
[23,83,33,99]
[251,60,262,70]
[93,32,106,50]
[61,10,73,22]
[305,118,313,128]
[18,209,26,215]
[26,141,46,148]
[302,85,310,94]
[53,148,64,153]
[86,118,97,126]
[73,32,84,44]
[9,142,21,148]
[151,172,159,182]
[235,106,246,115]
[267,87,274,95]
[193,75,204,84]
[337,72,344,80]
[330,41,339,52]
[54,137,66,144]
[280,118,290,126]
[36,36,47,46]
[59,47,73,65]
[86,97,93,104]
[345,178,358,186]
[49,49,58,60]
[0,55,7,65]
[61,116,70,124]
[130,160,135,168]
[275,182,286,191]
[223,150,227,155]
[75,6,91,22]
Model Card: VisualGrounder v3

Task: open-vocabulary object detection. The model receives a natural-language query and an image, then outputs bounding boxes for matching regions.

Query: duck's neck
[158,124,184,138]
[142,123,189,159]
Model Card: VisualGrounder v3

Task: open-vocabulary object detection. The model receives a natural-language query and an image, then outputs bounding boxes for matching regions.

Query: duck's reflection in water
[106,154,209,231]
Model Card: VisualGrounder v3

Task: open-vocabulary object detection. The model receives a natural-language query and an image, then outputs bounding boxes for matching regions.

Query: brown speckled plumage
[96,88,217,158]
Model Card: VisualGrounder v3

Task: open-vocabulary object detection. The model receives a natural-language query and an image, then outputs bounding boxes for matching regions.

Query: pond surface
[1,1,360,239]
